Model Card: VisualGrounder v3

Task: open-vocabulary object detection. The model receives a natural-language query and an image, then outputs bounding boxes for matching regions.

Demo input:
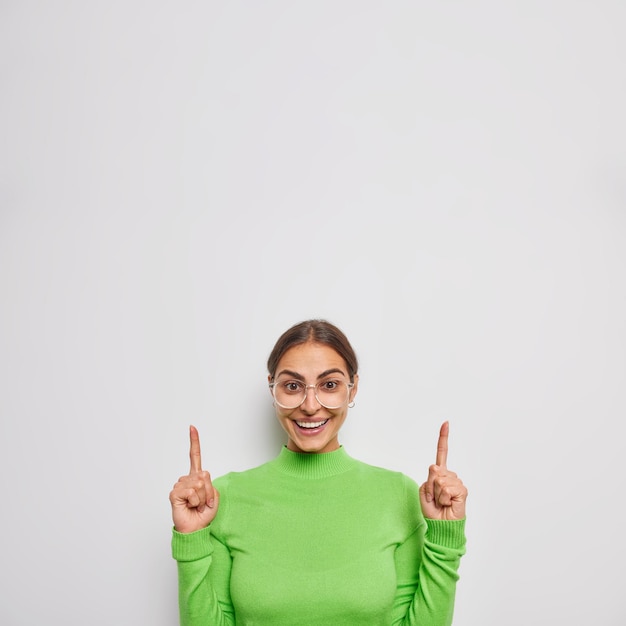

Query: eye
[282,380,304,393]
[320,379,340,392]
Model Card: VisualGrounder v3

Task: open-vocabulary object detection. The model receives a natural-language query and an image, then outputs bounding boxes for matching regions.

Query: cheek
[274,414,291,436]
[275,407,295,423]
[330,408,348,424]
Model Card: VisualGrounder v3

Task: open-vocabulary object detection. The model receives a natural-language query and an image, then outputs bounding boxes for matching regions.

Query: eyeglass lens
[272,379,350,409]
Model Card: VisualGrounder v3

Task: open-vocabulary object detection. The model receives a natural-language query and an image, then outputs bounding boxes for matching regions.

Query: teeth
[296,419,328,429]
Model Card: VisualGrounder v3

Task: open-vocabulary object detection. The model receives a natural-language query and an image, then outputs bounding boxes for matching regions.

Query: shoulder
[348,456,420,496]
[346,456,424,528]
[212,458,276,491]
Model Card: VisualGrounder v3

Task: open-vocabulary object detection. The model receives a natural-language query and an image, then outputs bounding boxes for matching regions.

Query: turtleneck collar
[270,445,357,479]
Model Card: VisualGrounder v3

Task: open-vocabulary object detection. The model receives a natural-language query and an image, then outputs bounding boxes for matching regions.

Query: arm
[393,422,468,625]
[172,525,235,626]
[170,427,234,625]
[391,488,466,626]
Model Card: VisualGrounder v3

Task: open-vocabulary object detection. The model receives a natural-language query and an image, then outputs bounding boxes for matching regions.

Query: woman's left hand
[419,421,468,521]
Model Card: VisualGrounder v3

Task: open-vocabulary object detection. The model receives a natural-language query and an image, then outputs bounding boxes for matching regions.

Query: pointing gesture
[419,421,467,521]
[436,420,449,468]
[169,425,220,533]
[189,424,203,474]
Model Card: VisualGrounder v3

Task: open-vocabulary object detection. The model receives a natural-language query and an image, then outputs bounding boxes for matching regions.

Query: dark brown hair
[267,319,358,382]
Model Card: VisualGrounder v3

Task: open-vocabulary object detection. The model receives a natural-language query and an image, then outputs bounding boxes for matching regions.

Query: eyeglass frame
[268,379,355,410]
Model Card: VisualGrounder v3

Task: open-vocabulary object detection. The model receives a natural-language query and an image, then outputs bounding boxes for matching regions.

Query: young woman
[170,319,468,625]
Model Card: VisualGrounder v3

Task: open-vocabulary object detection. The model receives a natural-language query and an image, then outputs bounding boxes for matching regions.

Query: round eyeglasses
[269,378,354,410]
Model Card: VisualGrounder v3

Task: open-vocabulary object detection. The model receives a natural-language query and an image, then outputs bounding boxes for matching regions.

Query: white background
[1,2,625,624]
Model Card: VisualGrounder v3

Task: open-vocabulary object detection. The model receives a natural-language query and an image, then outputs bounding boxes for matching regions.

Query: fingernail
[209,498,215,508]
[426,492,433,503]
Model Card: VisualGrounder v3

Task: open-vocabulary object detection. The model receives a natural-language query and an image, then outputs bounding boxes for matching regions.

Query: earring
[348,401,355,408]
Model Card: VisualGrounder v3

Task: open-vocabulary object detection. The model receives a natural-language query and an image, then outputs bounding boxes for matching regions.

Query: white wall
[1,2,624,624]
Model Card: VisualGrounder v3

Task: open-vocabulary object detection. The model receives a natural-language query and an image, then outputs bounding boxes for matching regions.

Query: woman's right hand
[169,425,219,533]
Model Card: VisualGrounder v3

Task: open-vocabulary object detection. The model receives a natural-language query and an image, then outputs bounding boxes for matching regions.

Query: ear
[349,374,359,401]
[267,374,274,397]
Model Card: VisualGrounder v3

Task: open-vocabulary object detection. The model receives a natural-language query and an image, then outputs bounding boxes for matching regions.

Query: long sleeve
[172,526,235,626]
[391,475,466,626]
[171,447,467,625]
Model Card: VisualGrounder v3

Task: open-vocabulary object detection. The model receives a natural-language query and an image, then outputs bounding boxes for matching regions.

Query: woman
[170,319,468,625]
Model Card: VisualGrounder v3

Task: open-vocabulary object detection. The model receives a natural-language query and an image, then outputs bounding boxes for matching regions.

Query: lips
[295,419,329,430]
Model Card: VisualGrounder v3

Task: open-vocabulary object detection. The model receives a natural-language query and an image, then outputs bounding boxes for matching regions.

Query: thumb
[420,462,441,506]
[420,479,434,504]
[209,486,220,510]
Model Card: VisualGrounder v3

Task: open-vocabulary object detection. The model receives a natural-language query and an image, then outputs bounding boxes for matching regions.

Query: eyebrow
[275,368,347,381]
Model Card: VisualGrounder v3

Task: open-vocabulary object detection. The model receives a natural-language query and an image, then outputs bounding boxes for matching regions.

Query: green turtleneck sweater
[172,446,466,625]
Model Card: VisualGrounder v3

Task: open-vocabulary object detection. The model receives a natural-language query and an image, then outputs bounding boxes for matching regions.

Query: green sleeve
[172,526,235,626]
[391,477,466,626]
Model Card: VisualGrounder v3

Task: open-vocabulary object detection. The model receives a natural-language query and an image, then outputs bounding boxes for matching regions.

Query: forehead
[275,342,347,375]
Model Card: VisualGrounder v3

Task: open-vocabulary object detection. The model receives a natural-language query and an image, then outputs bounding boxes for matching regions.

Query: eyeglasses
[269,378,354,410]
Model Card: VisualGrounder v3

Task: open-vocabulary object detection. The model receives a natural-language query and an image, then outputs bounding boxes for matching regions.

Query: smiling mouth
[295,419,329,430]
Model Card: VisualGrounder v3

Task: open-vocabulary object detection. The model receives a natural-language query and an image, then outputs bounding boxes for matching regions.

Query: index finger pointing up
[436,421,449,467]
[189,424,203,473]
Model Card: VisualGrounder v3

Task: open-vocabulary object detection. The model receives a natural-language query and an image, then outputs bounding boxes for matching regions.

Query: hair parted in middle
[267,319,358,382]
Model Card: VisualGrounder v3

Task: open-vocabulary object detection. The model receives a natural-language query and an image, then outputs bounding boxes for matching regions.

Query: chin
[290,434,338,454]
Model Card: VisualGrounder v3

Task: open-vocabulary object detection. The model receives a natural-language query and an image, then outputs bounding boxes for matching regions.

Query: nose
[300,385,322,413]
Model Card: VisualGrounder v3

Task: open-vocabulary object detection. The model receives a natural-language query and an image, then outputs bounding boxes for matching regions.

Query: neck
[272,445,356,479]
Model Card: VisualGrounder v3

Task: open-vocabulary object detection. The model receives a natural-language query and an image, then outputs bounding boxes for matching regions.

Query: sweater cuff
[171,525,214,562]
[424,518,466,550]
